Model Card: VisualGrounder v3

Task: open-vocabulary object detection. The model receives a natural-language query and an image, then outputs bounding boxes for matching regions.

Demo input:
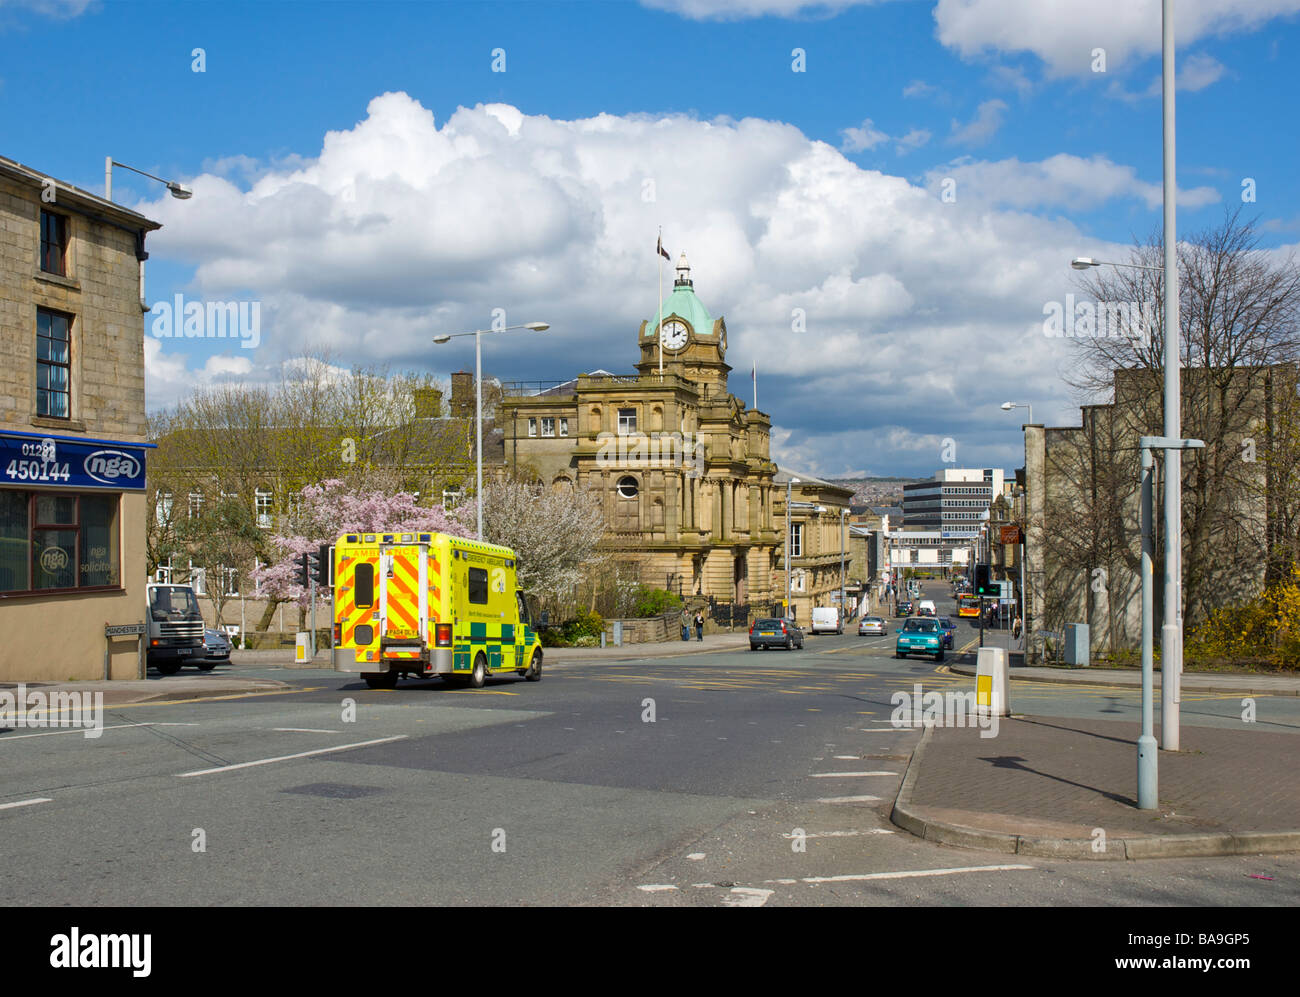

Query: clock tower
[637,252,731,395]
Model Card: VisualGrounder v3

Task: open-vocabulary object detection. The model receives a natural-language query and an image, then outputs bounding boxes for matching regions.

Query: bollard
[975,646,1010,718]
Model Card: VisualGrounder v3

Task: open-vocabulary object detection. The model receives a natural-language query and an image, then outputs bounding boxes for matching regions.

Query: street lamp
[785,478,799,621]
[434,321,550,539]
[1070,257,1163,273]
[839,507,848,623]
[1000,401,1032,427]
[105,158,192,201]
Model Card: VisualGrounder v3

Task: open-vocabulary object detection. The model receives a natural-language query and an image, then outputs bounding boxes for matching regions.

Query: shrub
[563,610,605,642]
[631,586,682,618]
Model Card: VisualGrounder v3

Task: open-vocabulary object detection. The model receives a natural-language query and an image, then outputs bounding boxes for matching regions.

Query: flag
[657,235,670,261]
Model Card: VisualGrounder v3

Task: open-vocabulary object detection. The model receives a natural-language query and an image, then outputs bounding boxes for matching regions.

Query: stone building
[501,254,850,619]
[0,155,160,680]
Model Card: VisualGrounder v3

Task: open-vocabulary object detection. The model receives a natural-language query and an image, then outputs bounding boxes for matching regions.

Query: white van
[918,599,937,617]
[810,606,843,635]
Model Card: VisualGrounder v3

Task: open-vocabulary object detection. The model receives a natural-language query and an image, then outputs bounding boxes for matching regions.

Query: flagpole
[657,226,664,376]
[753,361,757,411]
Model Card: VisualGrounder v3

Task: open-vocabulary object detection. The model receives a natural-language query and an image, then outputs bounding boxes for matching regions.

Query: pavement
[892,644,1300,859]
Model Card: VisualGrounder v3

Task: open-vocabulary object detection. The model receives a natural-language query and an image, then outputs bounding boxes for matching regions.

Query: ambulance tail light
[333,623,341,644]
[435,624,452,647]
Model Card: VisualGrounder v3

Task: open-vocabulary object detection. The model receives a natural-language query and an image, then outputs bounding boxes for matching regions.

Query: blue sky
[3,0,1299,477]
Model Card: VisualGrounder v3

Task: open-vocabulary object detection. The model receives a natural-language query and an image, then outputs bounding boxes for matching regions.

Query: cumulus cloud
[948,98,1007,145]
[923,153,1221,210]
[141,92,1158,474]
[934,0,1300,78]
[840,118,889,152]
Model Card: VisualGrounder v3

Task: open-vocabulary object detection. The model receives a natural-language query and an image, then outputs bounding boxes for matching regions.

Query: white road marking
[810,771,897,778]
[833,755,860,760]
[815,795,882,804]
[176,735,407,777]
[1,722,198,742]
[773,864,1033,885]
[782,829,895,839]
[687,853,706,861]
[270,728,341,734]
[722,887,773,907]
[0,797,52,810]
[637,884,678,893]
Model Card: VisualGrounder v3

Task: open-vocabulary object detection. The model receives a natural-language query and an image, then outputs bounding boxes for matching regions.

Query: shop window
[0,491,120,594]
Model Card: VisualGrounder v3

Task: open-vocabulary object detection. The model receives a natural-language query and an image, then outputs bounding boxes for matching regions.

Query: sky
[3,0,1299,478]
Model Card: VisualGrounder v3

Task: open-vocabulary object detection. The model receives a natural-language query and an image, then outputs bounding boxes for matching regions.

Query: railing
[500,380,577,397]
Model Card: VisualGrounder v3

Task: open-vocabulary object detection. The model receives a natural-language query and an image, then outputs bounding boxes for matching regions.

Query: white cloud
[840,118,889,152]
[141,93,1172,474]
[924,153,1221,210]
[948,98,1007,145]
[933,0,1300,78]
[895,128,932,154]
[903,80,938,98]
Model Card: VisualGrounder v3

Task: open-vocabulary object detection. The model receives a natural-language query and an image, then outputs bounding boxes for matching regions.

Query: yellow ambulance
[331,531,543,690]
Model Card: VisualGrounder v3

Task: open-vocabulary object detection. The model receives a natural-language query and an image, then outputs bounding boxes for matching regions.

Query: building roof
[0,154,161,232]
[646,253,716,338]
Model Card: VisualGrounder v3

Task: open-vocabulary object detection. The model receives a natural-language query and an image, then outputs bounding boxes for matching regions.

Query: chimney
[413,387,443,419]
[450,371,474,418]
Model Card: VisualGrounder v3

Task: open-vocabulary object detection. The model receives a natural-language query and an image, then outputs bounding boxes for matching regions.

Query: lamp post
[1000,401,1032,428]
[785,477,799,620]
[434,321,550,539]
[839,507,847,623]
[105,158,192,201]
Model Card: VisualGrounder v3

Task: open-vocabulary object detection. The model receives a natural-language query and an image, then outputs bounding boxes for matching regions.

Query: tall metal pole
[476,326,484,540]
[785,478,793,620]
[1161,0,1182,750]
[1138,445,1158,808]
[840,508,846,621]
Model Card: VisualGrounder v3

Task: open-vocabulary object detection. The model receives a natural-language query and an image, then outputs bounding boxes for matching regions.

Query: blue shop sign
[0,431,153,491]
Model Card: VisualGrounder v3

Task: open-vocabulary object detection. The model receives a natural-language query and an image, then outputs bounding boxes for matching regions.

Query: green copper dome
[649,253,715,337]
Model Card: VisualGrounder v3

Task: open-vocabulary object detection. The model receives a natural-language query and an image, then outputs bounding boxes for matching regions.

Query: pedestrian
[680,607,691,642]
[1012,615,1022,640]
[694,611,704,641]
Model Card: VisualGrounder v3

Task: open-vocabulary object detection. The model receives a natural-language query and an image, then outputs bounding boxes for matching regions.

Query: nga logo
[84,450,142,485]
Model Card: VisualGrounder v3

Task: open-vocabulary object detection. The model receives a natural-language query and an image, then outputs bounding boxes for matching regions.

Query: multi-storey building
[0,155,161,679]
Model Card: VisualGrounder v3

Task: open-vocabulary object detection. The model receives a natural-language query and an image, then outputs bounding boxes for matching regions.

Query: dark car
[749,617,805,651]
[936,617,956,649]
[199,628,232,670]
[895,601,913,617]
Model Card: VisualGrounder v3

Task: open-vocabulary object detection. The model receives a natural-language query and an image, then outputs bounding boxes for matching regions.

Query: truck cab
[145,582,208,674]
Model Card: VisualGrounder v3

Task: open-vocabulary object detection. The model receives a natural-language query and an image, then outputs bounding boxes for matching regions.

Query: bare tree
[1064,209,1300,627]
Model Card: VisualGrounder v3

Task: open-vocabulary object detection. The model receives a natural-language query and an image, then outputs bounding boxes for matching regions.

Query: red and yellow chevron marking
[428,554,441,604]
[383,549,420,635]
[336,552,380,646]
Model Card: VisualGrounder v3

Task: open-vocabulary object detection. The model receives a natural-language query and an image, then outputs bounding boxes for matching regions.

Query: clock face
[660,319,689,351]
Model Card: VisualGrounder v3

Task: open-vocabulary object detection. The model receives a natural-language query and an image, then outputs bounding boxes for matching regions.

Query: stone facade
[0,155,160,680]
[502,254,851,620]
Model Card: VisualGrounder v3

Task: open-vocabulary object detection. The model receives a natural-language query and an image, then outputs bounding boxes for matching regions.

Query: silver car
[858,616,885,636]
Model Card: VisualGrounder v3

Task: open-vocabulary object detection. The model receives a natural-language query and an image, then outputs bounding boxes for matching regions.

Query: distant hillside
[826,477,923,508]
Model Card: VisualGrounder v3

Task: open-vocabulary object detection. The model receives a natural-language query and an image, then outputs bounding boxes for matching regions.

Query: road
[2,581,1296,906]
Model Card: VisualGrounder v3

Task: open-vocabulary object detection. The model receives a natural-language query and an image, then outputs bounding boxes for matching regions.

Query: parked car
[895,617,944,661]
[199,628,232,670]
[896,601,913,617]
[749,617,805,651]
[936,617,956,649]
[858,616,885,636]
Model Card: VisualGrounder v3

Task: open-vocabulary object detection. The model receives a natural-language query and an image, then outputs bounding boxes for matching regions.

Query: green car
[895,617,944,661]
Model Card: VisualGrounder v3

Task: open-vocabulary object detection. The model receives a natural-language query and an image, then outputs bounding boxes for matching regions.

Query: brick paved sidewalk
[895,715,1300,858]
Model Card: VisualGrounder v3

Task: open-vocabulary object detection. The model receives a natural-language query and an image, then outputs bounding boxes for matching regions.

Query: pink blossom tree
[254,479,473,609]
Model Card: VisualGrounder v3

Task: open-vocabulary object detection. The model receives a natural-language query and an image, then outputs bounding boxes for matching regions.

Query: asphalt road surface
[2,581,1296,906]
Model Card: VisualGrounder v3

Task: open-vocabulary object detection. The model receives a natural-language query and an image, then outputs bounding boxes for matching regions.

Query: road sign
[104,623,146,637]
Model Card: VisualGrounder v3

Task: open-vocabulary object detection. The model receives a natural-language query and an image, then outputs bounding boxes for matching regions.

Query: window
[36,308,71,419]
[559,418,569,437]
[468,566,488,604]
[222,566,240,597]
[0,491,120,594]
[40,210,68,276]
[443,486,462,510]
[792,569,805,593]
[617,476,639,499]
[255,489,272,529]
[155,491,173,526]
[790,523,803,558]
[189,562,206,596]
[618,408,637,434]
[528,418,537,437]
[541,417,555,437]
[188,492,204,519]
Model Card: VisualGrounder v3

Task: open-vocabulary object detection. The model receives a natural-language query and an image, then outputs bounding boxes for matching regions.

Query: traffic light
[974,563,998,598]
[294,552,310,588]
[314,544,332,587]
